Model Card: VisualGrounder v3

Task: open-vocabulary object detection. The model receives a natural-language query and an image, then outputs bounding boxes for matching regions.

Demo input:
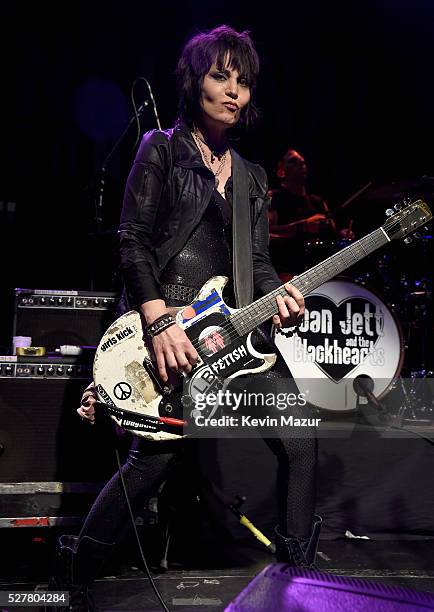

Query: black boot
[275,515,322,569]
[46,534,115,612]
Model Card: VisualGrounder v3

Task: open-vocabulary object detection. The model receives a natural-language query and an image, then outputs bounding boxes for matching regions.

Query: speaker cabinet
[0,376,116,483]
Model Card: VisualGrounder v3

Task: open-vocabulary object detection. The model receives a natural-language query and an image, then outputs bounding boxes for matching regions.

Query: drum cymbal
[366,176,434,201]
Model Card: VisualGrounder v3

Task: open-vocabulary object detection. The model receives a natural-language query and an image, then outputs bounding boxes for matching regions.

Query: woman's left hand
[273,283,305,329]
[77,386,97,424]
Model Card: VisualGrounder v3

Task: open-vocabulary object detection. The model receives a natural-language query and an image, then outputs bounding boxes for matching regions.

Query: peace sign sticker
[114,382,132,401]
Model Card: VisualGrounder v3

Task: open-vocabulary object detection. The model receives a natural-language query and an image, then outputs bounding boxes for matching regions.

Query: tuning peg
[413,232,422,239]
[394,202,402,211]
[385,208,394,216]
[403,237,413,244]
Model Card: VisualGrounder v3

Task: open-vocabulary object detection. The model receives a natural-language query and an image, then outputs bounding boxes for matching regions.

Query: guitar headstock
[382,199,432,241]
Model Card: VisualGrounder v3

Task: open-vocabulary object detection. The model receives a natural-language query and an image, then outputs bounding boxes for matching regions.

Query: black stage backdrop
[2,1,433,328]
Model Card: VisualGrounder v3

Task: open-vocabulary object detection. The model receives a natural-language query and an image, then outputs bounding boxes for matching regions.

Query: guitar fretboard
[230,227,389,336]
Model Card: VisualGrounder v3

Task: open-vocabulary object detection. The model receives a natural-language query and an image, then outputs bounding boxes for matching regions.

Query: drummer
[268,148,353,276]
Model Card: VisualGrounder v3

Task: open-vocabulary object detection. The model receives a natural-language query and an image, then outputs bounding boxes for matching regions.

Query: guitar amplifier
[0,354,94,380]
[13,288,119,352]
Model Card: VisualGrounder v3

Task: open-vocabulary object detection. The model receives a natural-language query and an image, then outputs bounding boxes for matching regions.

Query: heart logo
[297,295,384,382]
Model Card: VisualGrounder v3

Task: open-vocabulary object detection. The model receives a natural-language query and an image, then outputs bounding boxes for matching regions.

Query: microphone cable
[97,75,166,609]
[130,76,162,151]
[113,441,171,612]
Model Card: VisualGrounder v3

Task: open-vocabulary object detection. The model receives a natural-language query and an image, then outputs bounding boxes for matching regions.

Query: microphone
[137,100,149,112]
[127,98,150,129]
[353,375,391,423]
[353,374,375,401]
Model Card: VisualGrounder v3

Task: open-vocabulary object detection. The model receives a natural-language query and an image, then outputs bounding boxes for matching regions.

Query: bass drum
[274,279,404,413]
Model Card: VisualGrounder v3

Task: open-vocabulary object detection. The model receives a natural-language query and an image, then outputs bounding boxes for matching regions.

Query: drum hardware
[352,229,432,374]
[351,373,434,435]
[378,366,434,425]
[366,176,434,201]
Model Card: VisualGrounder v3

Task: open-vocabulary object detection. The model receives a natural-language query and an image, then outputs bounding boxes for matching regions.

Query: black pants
[79,333,317,545]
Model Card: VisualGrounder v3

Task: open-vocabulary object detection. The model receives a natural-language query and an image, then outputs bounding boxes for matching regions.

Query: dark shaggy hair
[176,25,260,128]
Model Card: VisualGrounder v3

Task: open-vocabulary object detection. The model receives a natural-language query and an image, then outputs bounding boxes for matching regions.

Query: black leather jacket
[119,121,281,308]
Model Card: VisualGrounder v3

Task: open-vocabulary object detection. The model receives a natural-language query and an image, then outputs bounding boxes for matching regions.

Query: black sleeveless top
[160,188,235,306]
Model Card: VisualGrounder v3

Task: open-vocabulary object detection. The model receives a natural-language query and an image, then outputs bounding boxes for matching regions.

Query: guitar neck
[230,227,390,335]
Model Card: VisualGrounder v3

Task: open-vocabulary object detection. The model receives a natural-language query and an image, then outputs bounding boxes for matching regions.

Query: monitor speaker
[225,565,434,611]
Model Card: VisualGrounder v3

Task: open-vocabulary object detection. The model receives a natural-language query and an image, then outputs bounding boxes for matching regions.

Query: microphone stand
[353,375,434,446]
[89,99,150,290]
[94,99,150,235]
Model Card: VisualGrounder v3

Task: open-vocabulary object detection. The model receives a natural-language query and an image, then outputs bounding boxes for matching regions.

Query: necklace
[192,128,228,189]
[193,126,228,162]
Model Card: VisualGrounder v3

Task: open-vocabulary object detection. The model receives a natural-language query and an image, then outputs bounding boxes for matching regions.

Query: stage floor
[1,539,434,611]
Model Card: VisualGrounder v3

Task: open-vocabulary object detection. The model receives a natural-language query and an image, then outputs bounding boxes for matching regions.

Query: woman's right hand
[141,299,199,383]
[152,323,199,383]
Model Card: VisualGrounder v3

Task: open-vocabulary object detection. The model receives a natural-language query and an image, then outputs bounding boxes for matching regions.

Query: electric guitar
[93,199,431,440]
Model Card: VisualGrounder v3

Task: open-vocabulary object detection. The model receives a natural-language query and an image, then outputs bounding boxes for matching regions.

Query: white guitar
[93,199,431,440]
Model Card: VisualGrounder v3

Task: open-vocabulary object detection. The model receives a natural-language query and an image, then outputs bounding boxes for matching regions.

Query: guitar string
[180,211,423,353]
[185,218,413,352]
[229,210,421,334]
[186,227,388,349]
[184,234,382,353]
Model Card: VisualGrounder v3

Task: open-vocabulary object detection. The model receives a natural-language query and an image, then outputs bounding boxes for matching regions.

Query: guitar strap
[231,149,253,308]
[96,401,184,435]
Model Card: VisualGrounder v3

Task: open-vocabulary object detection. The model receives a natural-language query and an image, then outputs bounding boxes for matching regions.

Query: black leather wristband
[147,313,176,337]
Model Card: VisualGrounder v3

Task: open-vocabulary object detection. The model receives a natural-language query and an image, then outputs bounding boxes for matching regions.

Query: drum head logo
[294,296,385,382]
[114,382,132,400]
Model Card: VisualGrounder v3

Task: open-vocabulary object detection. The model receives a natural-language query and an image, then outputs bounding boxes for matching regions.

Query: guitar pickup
[142,356,203,394]
[143,355,171,394]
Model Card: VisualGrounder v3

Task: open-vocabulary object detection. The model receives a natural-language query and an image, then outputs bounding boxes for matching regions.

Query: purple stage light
[73,78,129,142]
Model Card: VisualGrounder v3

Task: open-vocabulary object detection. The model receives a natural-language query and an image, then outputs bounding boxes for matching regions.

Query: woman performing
[50,25,320,611]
